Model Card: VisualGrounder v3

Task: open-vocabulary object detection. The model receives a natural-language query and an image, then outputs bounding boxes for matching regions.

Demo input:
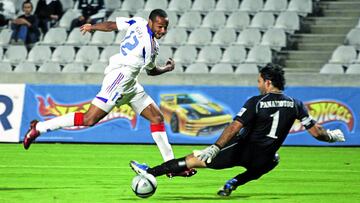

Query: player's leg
[23,69,124,150]
[218,153,280,196]
[23,104,109,150]
[130,153,205,177]
[139,102,175,161]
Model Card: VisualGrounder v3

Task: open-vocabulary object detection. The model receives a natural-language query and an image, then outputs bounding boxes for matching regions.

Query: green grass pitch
[0,144,359,203]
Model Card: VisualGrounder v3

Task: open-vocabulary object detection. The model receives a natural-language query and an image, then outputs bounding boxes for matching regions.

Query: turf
[0,144,359,203]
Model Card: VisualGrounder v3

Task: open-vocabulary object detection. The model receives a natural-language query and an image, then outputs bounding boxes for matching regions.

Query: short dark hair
[259,63,286,90]
[23,0,33,8]
[149,9,168,21]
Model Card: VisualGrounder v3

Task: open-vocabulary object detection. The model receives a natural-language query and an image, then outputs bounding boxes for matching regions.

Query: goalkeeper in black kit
[130,63,345,196]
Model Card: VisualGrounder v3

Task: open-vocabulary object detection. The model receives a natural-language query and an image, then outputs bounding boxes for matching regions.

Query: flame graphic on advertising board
[290,100,354,133]
[37,96,137,130]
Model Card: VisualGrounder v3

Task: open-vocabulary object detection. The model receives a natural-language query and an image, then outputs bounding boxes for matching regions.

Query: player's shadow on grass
[0,187,78,191]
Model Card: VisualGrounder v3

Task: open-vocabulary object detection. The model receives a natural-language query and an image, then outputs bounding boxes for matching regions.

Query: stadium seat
[210,64,234,73]
[14,62,37,72]
[134,10,150,20]
[65,28,91,46]
[215,0,239,12]
[177,11,202,30]
[0,62,13,72]
[287,0,312,17]
[0,29,12,47]
[100,46,119,62]
[201,11,226,30]
[184,63,209,73]
[121,0,145,14]
[166,11,179,28]
[245,45,272,65]
[62,63,86,73]
[104,0,121,11]
[262,0,288,14]
[74,46,100,65]
[346,64,360,74]
[225,11,250,31]
[51,45,75,64]
[239,0,264,14]
[59,9,81,31]
[113,30,127,45]
[329,45,357,65]
[0,47,3,60]
[173,45,197,65]
[156,45,173,66]
[235,63,259,74]
[60,0,75,11]
[187,28,212,46]
[196,45,222,64]
[27,45,52,64]
[249,12,275,31]
[89,31,115,46]
[38,62,62,73]
[274,11,300,34]
[87,61,107,73]
[191,0,216,13]
[220,45,247,64]
[107,10,130,21]
[345,28,360,50]
[236,28,262,48]
[144,0,168,11]
[260,28,287,51]
[161,27,188,46]
[212,28,237,47]
[3,45,27,64]
[320,63,344,74]
[40,27,67,45]
[168,0,192,14]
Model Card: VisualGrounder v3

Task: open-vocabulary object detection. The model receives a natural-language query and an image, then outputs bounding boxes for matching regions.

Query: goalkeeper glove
[327,129,345,143]
[193,144,220,163]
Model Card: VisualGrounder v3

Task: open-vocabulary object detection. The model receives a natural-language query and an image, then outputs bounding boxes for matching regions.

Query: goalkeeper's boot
[166,168,197,178]
[217,178,238,196]
[23,120,40,150]
[130,160,149,176]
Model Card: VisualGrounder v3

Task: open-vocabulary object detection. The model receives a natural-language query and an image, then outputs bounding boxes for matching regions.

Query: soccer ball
[131,174,157,198]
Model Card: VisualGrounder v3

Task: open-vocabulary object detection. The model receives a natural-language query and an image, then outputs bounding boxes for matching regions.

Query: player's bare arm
[307,123,345,142]
[80,21,117,34]
[193,120,243,163]
[146,58,175,76]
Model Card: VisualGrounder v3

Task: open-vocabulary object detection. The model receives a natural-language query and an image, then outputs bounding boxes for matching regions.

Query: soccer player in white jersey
[23,9,196,177]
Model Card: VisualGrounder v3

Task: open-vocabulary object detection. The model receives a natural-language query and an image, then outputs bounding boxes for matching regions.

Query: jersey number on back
[266,111,279,139]
[121,31,139,56]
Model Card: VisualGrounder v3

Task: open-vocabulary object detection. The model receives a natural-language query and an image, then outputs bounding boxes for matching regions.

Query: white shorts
[92,68,154,114]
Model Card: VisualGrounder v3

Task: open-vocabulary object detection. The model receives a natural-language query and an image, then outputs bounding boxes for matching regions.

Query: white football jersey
[105,17,159,77]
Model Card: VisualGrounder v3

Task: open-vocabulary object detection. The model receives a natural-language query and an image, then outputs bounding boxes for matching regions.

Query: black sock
[147,157,188,177]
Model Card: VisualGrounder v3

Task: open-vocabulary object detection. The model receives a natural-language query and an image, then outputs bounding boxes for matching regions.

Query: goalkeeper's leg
[218,154,280,196]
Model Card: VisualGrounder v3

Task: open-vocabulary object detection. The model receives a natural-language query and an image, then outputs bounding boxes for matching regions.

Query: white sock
[151,131,174,161]
[36,112,76,133]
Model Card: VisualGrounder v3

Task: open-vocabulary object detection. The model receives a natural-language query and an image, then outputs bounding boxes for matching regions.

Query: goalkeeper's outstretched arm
[307,123,345,143]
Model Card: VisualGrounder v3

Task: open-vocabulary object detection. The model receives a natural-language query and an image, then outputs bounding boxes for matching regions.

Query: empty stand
[66,28,91,46]
[320,63,344,74]
[184,63,208,73]
[210,64,234,73]
[38,62,62,73]
[3,45,27,64]
[27,45,52,64]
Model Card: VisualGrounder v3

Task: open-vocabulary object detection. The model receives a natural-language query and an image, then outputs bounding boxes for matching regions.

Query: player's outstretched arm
[307,123,345,143]
[80,21,117,34]
[193,120,243,163]
[146,58,175,76]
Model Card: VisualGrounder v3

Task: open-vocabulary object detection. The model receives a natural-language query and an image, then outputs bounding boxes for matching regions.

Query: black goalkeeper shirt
[234,92,314,155]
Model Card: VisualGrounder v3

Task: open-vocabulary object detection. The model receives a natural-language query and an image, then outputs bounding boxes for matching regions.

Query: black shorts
[207,136,278,171]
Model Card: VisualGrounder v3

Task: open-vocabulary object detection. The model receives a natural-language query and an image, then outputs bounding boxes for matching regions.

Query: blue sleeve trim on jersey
[126,19,136,25]
[146,24,154,37]
[96,96,108,103]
